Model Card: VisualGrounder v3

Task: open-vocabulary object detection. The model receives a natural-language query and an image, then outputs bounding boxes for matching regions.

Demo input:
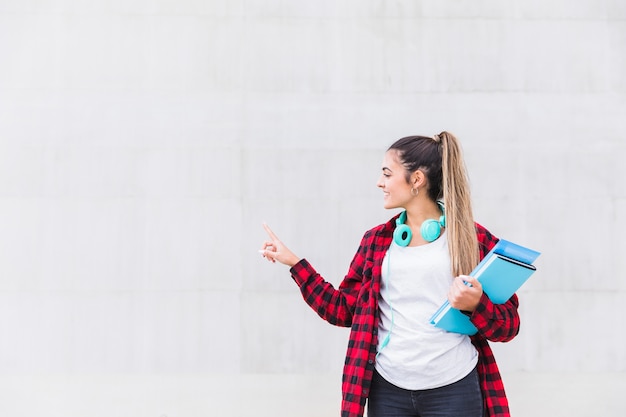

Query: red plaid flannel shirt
[290,215,519,417]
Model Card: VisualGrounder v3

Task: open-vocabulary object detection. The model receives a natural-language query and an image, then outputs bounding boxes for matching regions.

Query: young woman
[260,132,520,417]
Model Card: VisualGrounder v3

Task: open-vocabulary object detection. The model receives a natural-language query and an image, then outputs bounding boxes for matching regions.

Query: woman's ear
[412,170,426,188]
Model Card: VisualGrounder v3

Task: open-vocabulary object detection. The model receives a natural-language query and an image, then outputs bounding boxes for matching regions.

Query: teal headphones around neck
[393,201,446,246]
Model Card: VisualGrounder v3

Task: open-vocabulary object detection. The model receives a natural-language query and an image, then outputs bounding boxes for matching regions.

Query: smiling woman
[260,132,520,417]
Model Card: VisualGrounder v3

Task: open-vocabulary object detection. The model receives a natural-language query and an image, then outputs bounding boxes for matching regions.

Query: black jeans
[367,366,483,417]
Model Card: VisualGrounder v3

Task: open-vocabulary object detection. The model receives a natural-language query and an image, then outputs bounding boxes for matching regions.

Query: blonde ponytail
[437,132,479,276]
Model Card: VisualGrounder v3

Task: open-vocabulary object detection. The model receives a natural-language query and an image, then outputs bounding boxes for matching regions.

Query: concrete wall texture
[1,1,625,416]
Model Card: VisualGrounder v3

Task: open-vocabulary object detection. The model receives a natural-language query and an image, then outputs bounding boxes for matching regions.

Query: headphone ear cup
[393,224,412,246]
[420,219,442,242]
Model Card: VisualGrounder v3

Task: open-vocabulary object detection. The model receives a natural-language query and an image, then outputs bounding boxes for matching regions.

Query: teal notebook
[429,239,541,335]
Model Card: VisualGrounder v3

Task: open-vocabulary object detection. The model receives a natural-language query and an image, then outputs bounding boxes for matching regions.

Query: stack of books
[429,239,541,335]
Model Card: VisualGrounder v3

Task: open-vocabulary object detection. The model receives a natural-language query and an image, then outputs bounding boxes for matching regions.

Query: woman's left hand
[448,275,483,312]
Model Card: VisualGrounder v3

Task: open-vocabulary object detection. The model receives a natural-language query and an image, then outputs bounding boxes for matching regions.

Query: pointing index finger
[263,223,279,241]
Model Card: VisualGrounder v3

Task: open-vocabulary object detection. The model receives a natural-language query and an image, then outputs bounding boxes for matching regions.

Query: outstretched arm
[260,223,366,327]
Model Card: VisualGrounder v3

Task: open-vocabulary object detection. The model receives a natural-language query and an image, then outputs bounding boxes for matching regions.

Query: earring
[411,187,419,196]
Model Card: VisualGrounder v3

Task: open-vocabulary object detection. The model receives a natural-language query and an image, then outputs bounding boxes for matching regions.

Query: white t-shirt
[375,231,478,390]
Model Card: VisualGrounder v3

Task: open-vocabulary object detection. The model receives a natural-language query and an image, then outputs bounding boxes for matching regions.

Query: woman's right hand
[260,223,301,268]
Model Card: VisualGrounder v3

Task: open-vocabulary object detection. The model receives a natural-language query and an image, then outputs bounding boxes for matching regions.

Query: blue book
[429,239,541,335]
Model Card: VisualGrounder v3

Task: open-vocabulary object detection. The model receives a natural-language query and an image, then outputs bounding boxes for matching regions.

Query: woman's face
[377,150,414,210]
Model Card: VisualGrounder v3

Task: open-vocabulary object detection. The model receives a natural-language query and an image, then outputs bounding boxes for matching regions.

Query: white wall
[0,0,625,415]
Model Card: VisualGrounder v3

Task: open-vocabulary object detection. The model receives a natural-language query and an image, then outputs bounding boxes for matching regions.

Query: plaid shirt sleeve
[289,228,375,327]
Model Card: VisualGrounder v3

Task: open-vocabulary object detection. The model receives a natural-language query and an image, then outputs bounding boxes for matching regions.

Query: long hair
[388,132,479,276]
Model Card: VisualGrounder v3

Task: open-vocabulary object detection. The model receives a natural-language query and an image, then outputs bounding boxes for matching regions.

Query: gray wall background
[1,1,625,416]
